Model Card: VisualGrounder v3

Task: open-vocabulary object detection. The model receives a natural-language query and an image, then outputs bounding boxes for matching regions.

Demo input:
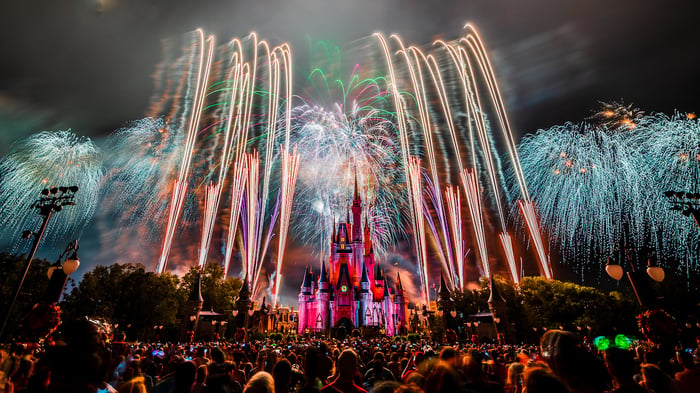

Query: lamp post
[665,191,700,228]
[0,186,78,338]
[605,246,664,307]
[43,240,80,304]
[188,315,197,342]
[154,325,164,342]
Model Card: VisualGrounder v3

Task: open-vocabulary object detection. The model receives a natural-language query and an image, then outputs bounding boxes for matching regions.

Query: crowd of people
[1,320,699,393]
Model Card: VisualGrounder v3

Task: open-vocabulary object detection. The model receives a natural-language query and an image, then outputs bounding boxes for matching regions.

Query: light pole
[0,186,78,338]
[605,246,665,307]
[665,191,700,228]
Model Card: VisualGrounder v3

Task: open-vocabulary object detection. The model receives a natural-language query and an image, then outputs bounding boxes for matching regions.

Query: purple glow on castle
[297,177,409,336]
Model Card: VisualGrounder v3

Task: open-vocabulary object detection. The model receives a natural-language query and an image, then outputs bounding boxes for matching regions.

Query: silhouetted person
[604,348,647,393]
[640,364,676,393]
[173,361,196,393]
[322,349,366,393]
[674,351,700,393]
[523,367,571,393]
[540,330,608,393]
[273,358,293,393]
[42,318,115,393]
[244,371,274,393]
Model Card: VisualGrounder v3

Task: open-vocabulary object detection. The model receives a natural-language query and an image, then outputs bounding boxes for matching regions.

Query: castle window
[340,285,348,293]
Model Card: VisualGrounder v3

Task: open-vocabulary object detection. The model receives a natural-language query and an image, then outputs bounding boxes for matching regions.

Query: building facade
[297,178,409,336]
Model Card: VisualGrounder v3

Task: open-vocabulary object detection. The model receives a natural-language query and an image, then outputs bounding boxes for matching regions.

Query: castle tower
[488,275,510,344]
[364,219,376,288]
[359,264,372,326]
[352,170,362,242]
[394,272,408,335]
[184,270,204,340]
[437,272,453,334]
[297,266,313,334]
[350,171,364,284]
[363,216,372,255]
[334,263,354,325]
[381,278,395,335]
[318,262,331,330]
[437,272,452,311]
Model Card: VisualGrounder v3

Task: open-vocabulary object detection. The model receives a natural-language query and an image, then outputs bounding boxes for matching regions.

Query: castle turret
[184,270,204,340]
[298,266,312,334]
[437,272,452,311]
[364,216,372,255]
[318,262,331,331]
[236,273,252,331]
[488,275,510,344]
[437,272,453,335]
[394,272,408,335]
[352,170,362,242]
[350,170,365,283]
[381,278,394,335]
[360,264,372,326]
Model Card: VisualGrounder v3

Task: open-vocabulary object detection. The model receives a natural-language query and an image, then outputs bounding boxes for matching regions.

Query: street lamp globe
[605,263,624,281]
[63,253,80,275]
[646,266,665,282]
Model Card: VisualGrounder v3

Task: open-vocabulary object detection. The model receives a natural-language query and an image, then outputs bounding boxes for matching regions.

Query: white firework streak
[223,161,248,278]
[274,146,300,306]
[444,185,465,291]
[408,157,430,304]
[373,25,552,288]
[460,168,490,277]
[156,30,215,274]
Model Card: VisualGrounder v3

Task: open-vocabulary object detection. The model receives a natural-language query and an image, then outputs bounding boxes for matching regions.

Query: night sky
[1,0,699,301]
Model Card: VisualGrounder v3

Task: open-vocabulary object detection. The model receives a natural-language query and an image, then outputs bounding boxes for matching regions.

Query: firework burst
[516,122,650,271]
[0,130,103,249]
[637,113,700,267]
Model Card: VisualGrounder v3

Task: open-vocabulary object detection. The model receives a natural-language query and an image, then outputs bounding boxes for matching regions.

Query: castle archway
[335,317,353,339]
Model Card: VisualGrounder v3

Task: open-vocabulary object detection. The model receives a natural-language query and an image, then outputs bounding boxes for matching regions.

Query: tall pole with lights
[605,246,664,307]
[0,186,78,338]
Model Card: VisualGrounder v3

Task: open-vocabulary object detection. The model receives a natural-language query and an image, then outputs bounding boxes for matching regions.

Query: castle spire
[364,215,371,242]
[487,275,506,304]
[438,271,451,300]
[396,272,404,292]
[301,266,313,289]
[320,261,329,283]
[239,272,251,301]
[189,270,204,302]
[354,166,360,201]
[360,263,369,284]
[383,275,391,298]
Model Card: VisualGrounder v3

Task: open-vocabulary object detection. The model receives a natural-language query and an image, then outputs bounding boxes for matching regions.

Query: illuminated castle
[297,177,408,336]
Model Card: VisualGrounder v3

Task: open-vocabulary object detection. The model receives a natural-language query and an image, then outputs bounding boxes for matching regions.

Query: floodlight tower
[0,186,79,338]
[664,190,700,228]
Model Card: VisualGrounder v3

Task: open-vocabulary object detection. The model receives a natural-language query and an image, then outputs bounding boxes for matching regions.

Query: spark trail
[274,146,300,306]
[156,29,215,274]
[373,24,552,298]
